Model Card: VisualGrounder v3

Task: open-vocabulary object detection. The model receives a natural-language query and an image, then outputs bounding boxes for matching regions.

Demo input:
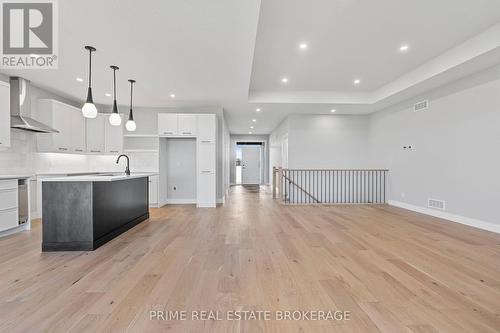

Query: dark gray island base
[42,176,149,251]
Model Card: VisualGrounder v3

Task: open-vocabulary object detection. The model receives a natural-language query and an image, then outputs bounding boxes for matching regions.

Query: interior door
[241,146,261,184]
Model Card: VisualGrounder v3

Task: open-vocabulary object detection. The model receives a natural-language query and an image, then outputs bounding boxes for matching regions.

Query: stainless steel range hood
[10,77,59,133]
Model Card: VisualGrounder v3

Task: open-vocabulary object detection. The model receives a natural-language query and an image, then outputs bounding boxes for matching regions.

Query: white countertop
[41,173,158,182]
[0,174,34,180]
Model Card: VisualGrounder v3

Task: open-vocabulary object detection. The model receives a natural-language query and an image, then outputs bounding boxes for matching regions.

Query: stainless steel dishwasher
[18,179,29,225]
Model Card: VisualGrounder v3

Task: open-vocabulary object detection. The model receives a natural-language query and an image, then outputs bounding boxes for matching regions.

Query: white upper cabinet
[197,114,216,143]
[36,99,85,153]
[70,109,86,153]
[178,114,197,136]
[158,113,177,136]
[104,117,123,154]
[86,113,123,154]
[158,113,198,136]
[0,81,10,149]
[86,114,106,153]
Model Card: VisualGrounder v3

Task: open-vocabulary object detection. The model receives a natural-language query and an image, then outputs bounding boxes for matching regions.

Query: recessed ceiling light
[353,79,361,85]
[330,109,336,113]
[399,44,409,52]
[299,43,308,50]
[105,93,111,97]
[76,77,84,82]
[256,108,261,112]
[249,131,253,134]
[169,94,175,98]
[250,126,254,129]
[252,119,257,122]
[281,77,288,84]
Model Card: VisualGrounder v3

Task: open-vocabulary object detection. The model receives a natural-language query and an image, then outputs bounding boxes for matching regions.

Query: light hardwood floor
[0,185,499,332]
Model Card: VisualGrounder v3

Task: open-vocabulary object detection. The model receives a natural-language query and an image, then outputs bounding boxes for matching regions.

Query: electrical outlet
[401,192,405,198]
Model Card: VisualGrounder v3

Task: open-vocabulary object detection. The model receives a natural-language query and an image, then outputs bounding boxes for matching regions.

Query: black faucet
[116,154,130,175]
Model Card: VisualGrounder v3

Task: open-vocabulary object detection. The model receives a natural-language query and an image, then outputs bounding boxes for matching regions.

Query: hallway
[0,186,499,332]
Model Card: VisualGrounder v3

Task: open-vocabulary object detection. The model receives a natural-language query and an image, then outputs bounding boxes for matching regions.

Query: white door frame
[234,139,267,185]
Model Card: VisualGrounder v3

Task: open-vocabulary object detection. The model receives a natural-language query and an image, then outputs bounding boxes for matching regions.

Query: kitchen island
[41,173,152,251]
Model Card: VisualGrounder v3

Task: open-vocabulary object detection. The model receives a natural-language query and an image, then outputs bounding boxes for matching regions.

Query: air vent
[414,100,428,112]
[428,198,445,210]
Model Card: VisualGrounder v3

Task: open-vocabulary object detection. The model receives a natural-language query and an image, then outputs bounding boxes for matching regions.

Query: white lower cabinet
[197,142,216,207]
[197,172,216,207]
[0,180,18,232]
[149,175,159,207]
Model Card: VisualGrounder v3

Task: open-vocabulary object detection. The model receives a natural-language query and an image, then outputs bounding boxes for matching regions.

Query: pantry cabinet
[197,114,216,143]
[157,113,218,208]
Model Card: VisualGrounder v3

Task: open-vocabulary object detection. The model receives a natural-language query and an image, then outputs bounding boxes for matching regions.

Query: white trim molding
[165,199,197,205]
[389,200,500,234]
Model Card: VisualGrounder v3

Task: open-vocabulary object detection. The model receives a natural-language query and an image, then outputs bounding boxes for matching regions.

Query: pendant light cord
[113,68,117,100]
[88,49,92,88]
[130,81,133,110]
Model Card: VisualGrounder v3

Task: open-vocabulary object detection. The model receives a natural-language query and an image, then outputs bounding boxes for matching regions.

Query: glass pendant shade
[82,46,97,118]
[109,111,122,126]
[125,119,136,131]
[82,102,98,118]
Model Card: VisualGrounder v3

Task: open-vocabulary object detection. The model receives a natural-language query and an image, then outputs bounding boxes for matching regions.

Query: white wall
[288,115,372,169]
[269,114,372,169]
[370,70,500,227]
[269,117,289,172]
[229,134,270,184]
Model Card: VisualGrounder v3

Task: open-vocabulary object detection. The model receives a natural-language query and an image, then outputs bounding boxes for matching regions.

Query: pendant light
[126,79,137,131]
[81,46,98,118]
[108,65,122,126]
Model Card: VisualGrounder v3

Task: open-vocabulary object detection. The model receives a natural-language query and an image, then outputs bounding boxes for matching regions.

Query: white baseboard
[388,200,500,234]
[0,222,30,238]
[166,199,197,205]
[197,203,216,208]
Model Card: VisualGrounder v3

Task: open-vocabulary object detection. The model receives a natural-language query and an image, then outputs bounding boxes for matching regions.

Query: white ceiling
[2,0,500,135]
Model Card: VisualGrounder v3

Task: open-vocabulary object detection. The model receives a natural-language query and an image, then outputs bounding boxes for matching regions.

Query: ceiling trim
[248,22,500,109]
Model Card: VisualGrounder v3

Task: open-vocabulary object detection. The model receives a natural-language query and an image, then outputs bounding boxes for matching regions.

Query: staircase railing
[273,167,389,205]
